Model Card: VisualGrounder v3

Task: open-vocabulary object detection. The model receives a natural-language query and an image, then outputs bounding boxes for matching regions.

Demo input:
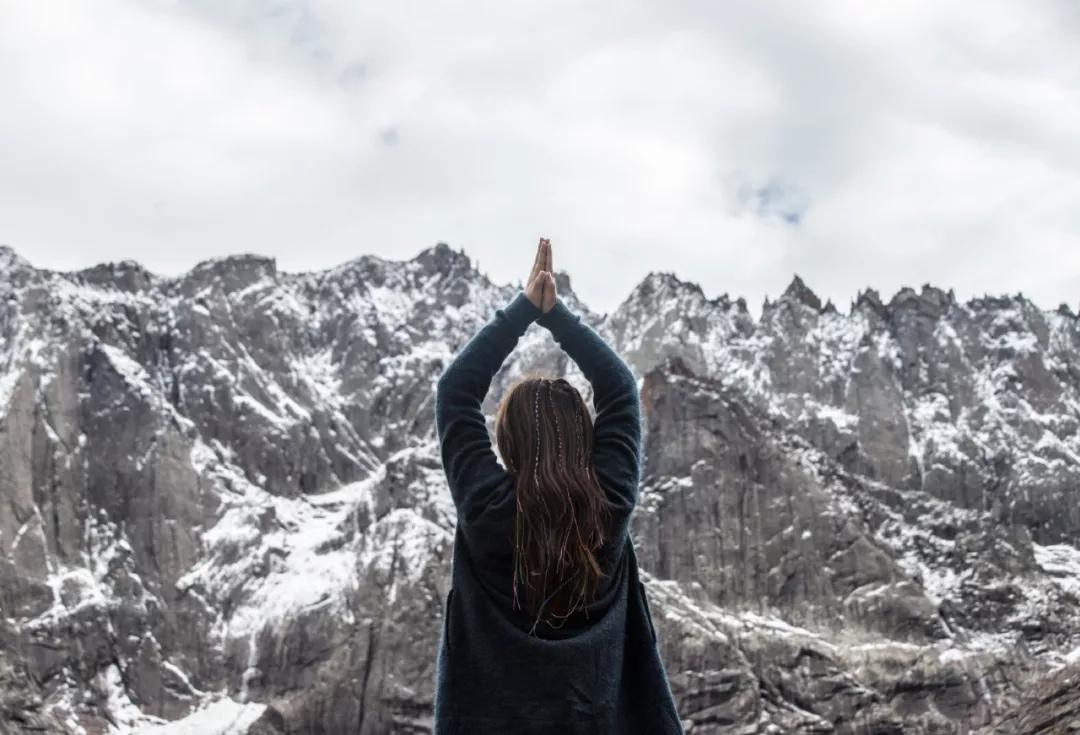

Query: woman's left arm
[435,291,542,528]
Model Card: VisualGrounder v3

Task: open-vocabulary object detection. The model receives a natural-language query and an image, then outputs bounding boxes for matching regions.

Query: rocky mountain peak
[411,241,475,280]
[184,253,278,293]
[632,271,706,304]
[853,287,886,317]
[549,269,580,304]
[966,292,1028,312]
[0,245,34,293]
[886,283,956,319]
[780,274,822,311]
[625,271,750,319]
[0,244,29,271]
[76,260,157,293]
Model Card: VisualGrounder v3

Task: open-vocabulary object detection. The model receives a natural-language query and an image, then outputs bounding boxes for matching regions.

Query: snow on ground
[99,664,167,732]
[799,398,859,431]
[178,440,386,638]
[180,436,454,646]
[135,698,268,735]
[25,515,153,636]
[908,392,968,466]
[1033,542,1080,600]
[100,344,155,396]
[356,506,451,605]
[640,568,1013,673]
[808,309,867,385]
[291,348,343,407]
[0,366,21,418]
[0,317,50,420]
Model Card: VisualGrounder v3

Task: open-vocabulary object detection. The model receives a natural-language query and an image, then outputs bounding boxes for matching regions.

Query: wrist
[500,290,543,333]
[536,298,575,330]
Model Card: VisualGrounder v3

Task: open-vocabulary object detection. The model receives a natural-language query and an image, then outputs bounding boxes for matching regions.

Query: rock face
[983,657,1080,733]
[0,243,1078,733]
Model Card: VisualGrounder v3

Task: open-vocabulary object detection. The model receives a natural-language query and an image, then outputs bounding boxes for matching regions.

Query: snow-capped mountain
[1,243,1078,733]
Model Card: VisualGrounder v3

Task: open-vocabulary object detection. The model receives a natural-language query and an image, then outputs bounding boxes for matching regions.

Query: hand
[524,237,557,313]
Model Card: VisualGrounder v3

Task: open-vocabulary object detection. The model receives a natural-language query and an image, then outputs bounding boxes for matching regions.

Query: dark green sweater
[433,291,684,734]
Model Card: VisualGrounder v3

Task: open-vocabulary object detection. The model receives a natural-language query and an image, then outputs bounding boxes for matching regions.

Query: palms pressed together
[525,237,557,313]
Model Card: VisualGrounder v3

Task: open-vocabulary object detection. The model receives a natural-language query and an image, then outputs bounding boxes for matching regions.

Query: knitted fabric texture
[433,290,684,734]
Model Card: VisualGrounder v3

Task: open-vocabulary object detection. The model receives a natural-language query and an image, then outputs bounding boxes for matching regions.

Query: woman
[433,238,684,733]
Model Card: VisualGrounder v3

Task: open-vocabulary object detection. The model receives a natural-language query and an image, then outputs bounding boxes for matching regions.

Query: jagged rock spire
[413,241,474,277]
[781,274,823,311]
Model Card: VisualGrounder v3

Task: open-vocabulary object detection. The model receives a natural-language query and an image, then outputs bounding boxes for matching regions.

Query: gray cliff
[1,244,1078,733]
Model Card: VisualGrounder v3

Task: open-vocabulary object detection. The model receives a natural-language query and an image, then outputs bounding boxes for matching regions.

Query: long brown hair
[495,376,612,633]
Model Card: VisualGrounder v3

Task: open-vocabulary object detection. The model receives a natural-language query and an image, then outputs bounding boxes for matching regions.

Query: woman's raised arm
[536,296,642,511]
[435,291,542,528]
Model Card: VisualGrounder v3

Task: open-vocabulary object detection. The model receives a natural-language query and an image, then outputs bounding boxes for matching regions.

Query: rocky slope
[1,243,1078,733]
[984,655,1080,733]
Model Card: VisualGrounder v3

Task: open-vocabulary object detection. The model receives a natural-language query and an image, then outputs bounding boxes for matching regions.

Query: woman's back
[431,238,683,733]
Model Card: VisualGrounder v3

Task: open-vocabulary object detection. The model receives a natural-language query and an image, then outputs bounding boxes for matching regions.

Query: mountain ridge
[3,241,1074,322]
[1,243,1078,732]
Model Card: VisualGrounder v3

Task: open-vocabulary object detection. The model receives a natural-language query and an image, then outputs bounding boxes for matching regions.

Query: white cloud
[0,0,1077,317]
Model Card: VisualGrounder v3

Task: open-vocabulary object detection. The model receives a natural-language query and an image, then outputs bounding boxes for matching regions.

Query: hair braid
[574,403,586,469]
[548,385,580,572]
[533,382,553,528]
[513,380,547,610]
[532,381,543,493]
[549,384,566,474]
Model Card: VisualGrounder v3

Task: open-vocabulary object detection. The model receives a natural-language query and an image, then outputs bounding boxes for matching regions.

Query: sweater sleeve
[536,298,641,510]
[435,291,543,529]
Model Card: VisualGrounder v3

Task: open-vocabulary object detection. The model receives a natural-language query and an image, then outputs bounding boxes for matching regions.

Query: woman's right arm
[536,298,642,510]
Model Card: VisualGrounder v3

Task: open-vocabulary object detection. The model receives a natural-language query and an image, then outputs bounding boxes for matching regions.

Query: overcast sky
[2,1,1079,318]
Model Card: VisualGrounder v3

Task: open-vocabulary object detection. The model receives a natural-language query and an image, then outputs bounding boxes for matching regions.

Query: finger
[525,272,542,304]
[545,239,552,274]
[529,239,544,281]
